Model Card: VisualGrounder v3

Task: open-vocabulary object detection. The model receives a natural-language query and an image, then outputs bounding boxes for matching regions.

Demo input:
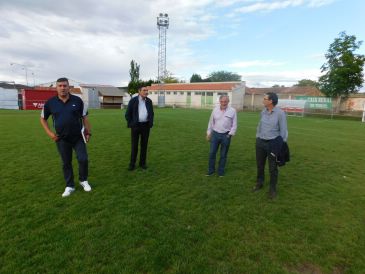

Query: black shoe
[252,184,263,192]
[269,190,277,199]
[140,165,147,170]
[205,172,214,176]
[128,165,135,171]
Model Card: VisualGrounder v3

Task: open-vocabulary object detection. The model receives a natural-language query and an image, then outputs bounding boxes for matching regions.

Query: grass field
[1,108,365,273]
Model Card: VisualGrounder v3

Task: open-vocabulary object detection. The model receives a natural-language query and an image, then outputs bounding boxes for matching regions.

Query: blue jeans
[56,138,88,187]
[208,131,231,176]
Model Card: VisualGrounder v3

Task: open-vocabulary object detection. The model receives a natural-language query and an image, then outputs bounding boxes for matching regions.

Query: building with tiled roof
[244,86,323,111]
[246,86,322,96]
[146,82,246,110]
[80,84,128,109]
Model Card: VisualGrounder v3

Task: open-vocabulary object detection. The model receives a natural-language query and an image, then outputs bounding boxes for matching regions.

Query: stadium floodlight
[10,62,29,86]
[156,12,169,107]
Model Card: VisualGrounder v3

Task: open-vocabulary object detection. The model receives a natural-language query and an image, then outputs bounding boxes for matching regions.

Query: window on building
[173,92,177,95]
[180,92,184,95]
[167,92,171,95]
[207,92,213,96]
[187,92,191,95]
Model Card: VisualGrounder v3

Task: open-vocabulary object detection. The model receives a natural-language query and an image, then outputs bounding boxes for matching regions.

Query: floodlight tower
[10,62,29,86]
[157,13,169,107]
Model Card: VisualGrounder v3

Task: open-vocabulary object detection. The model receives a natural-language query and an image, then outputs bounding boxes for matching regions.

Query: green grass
[1,108,365,273]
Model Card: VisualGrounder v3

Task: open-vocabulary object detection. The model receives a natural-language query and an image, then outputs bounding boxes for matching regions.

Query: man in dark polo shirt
[125,87,154,171]
[40,77,92,197]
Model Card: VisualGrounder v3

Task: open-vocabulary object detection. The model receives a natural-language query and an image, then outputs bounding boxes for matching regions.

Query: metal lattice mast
[157,13,169,107]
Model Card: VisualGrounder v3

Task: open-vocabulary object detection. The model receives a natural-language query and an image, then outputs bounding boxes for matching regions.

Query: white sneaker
[80,181,92,192]
[62,187,75,197]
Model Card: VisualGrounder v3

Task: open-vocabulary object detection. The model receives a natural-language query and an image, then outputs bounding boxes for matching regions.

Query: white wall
[0,88,19,109]
[81,88,101,109]
[148,91,237,108]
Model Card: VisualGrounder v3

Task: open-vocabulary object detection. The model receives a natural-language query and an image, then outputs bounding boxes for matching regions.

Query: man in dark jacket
[125,87,154,170]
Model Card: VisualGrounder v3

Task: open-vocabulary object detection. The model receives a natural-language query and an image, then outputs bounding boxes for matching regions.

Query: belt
[213,130,230,135]
[259,138,271,142]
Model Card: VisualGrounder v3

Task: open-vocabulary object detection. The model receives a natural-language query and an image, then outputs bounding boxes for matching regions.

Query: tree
[190,73,203,83]
[294,79,318,87]
[318,31,365,98]
[161,71,179,83]
[127,81,140,95]
[129,60,140,83]
[207,71,241,82]
[127,79,158,95]
[128,60,141,95]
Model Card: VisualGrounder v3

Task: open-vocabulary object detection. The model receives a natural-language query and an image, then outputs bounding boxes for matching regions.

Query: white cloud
[233,0,304,14]
[0,0,218,86]
[308,0,335,8]
[240,68,322,87]
[230,0,334,15]
[0,0,339,87]
[228,60,286,68]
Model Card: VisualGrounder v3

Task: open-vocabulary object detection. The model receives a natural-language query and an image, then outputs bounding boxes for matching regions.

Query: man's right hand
[206,134,211,141]
[50,133,59,142]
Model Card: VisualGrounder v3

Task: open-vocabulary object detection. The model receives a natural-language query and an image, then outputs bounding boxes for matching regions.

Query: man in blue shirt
[253,92,288,199]
[40,77,92,197]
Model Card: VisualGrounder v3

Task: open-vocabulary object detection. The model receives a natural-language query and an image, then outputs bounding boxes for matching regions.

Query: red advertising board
[21,88,57,110]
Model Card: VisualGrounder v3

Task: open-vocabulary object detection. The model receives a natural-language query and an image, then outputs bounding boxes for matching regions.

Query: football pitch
[1,108,365,273]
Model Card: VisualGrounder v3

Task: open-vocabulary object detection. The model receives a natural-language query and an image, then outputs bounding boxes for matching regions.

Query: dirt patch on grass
[286,263,345,274]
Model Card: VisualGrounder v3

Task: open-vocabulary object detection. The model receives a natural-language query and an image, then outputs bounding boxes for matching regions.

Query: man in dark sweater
[125,87,154,170]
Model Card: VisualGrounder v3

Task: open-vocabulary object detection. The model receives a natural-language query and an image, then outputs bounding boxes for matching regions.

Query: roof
[70,87,82,94]
[146,82,245,91]
[80,84,116,88]
[246,86,323,96]
[81,85,125,96]
[0,81,29,89]
[346,93,365,98]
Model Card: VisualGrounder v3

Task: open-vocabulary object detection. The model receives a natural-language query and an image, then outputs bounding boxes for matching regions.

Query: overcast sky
[0,0,364,88]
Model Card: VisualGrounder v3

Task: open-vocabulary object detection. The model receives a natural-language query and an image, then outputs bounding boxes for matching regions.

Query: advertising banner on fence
[22,89,57,110]
[295,96,332,109]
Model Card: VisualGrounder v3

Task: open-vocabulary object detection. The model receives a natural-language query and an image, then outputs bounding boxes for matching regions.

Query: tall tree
[128,60,140,94]
[207,71,241,82]
[318,31,365,97]
[190,73,203,83]
[129,60,140,83]
[294,79,318,87]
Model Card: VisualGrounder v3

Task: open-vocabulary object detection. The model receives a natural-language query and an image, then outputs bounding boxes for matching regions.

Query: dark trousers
[130,123,150,167]
[256,138,278,191]
[56,138,88,187]
[208,131,231,176]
